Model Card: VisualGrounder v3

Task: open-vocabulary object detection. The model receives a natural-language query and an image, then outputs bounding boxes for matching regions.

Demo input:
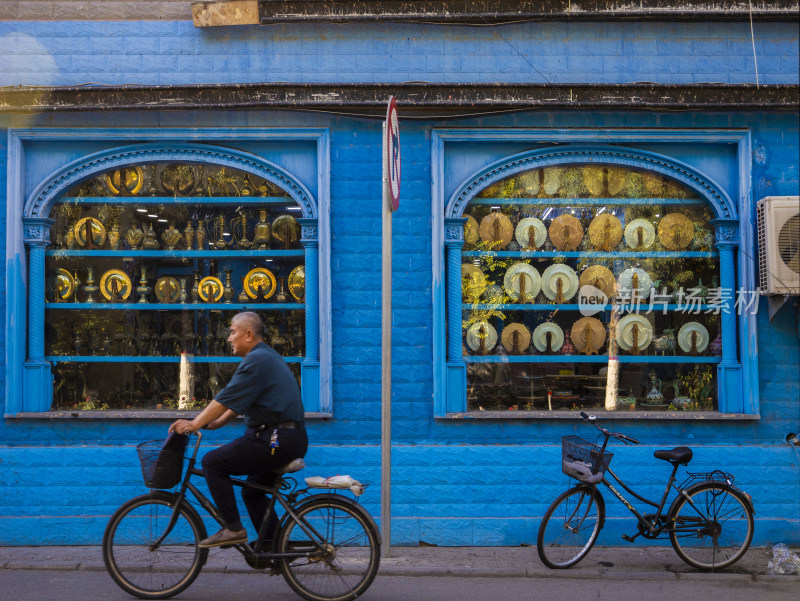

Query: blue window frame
[433,134,758,417]
[6,133,331,417]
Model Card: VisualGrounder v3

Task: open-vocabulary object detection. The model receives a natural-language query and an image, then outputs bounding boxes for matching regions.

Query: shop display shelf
[45,302,304,310]
[59,196,295,205]
[46,249,304,258]
[462,303,714,312]
[462,250,717,259]
[463,355,722,364]
[469,197,708,206]
[45,355,303,363]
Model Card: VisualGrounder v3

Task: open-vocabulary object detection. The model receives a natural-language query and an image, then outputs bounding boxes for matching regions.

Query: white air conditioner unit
[757,196,800,295]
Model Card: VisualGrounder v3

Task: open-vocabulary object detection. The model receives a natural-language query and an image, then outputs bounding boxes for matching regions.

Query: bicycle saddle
[653,447,693,464]
[272,458,306,474]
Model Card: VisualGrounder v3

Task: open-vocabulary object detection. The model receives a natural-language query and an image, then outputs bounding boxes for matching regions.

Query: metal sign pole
[381,120,392,558]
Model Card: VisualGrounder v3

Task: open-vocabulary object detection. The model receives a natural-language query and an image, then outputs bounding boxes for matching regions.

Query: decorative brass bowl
[100,269,132,301]
[198,276,224,302]
[50,268,75,301]
[501,322,531,353]
[549,214,583,251]
[464,215,479,245]
[243,268,277,300]
[154,276,181,303]
[478,212,513,249]
[579,265,616,298]
[106,166,144,195]
[657,213,694,250]
[272,215,300,246]
[74,217,107,247]
[588,214,623,251]
[288,265,305,302]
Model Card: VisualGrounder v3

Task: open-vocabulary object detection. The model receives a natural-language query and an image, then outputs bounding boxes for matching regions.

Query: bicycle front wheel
[103,492,208,599]
[537,486,605,569]
[278,496,380,601]
[669,482,754,571]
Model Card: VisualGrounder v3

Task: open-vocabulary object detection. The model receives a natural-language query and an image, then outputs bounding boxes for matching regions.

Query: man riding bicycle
[169,311,307,548]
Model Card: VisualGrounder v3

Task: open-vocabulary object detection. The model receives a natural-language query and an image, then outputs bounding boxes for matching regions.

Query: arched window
[19,146,323,414]
[442,156,742,415]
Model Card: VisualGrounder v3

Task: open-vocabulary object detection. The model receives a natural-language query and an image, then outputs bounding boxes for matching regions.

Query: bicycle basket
[137,436,187,489]
[561,435,613,484]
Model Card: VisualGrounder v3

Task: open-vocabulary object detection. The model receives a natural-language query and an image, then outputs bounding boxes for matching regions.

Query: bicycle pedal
[621,534,636,543]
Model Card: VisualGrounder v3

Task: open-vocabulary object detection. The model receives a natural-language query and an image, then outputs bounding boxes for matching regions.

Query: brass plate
[548,214,584,251]
[288,265,305,302]
[154,276,181,303]
[100,269,132,301]
[579,265,616,298]
[243,268,277,300]
[51,268,75,301]
[198,276,224,302]
[106,166,144,195]
[571,317,607,354]
[657,213,694,250]
[588,214,623,251]
[478,212,513,249]
[272,215,300,245]
[501,323,531,353]
[464,215,479,245]
[461,264,487,300]
[74,217,107,247]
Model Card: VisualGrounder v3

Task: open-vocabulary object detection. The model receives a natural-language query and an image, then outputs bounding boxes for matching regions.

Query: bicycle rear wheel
[669,482,754,571]
[103,492,208,599]
[537,486,605,569]
[278,496,380,601]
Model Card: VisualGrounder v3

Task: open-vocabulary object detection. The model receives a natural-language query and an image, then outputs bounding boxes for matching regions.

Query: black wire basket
[137,440,186,489]
[561,435,613,484]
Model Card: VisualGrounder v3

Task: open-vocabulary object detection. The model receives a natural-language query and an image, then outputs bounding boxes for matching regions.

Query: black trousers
[201,427,308,535]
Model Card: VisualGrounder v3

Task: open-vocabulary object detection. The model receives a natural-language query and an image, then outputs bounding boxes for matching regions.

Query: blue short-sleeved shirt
[214,342,304,428]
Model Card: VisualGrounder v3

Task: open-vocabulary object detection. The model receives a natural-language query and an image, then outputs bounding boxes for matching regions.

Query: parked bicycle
[103,431,380,601]
[537,412,755,571]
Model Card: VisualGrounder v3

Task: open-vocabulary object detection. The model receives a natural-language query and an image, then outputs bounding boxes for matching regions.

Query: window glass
[460,165,722,413]
[45,163,305,411]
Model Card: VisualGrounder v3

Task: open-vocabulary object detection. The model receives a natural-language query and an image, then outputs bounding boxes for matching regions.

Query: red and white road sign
[385,96,400,211]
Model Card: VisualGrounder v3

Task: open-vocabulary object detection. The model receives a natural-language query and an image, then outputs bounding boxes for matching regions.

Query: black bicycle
[537,412,755,571]
[103,432,380,601]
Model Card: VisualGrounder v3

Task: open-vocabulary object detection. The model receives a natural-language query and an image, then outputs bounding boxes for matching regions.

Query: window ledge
[4,411,332,420]
[437,410,760,421]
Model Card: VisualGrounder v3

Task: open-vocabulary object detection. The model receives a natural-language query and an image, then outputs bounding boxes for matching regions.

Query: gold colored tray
[501,323,531,353]
[198,276,224,302]
[100,269,132,301]
[579,265,616,298]
[549,214,583,251]
[155,276,181,303]
[658,213,694,250]
[288,265,305,302]
[51,268,75,301]
[478,212,513,249]
[74,217,107,247]
[588,214,623,251]
[464,215,479,245]
[243,268,277,300]
[106,166,144,195]
[272,215,300,245]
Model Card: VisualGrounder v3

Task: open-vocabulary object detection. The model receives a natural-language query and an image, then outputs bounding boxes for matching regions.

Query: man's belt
[253,421,300,432]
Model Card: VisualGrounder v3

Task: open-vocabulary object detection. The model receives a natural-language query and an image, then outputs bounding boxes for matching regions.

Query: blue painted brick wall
[0,18,798,546]
[0,21,798,87]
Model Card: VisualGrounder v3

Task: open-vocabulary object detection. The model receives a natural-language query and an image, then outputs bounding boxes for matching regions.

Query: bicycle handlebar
[579,412,639,445]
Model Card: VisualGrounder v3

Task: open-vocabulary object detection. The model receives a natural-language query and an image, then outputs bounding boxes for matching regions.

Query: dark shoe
[199,528,248,548]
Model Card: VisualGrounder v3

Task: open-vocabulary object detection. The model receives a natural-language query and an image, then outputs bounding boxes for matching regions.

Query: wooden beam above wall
[1,83,797,114]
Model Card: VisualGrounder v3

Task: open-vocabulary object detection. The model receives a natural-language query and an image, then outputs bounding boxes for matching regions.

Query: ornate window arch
[440,146,743,415]
[18,143,324,414]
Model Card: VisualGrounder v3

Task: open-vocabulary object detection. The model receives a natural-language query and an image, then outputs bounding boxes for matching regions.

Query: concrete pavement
[1,545,799,583]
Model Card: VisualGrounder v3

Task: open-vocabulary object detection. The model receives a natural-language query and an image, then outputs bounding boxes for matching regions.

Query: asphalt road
[1,570,797,601]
